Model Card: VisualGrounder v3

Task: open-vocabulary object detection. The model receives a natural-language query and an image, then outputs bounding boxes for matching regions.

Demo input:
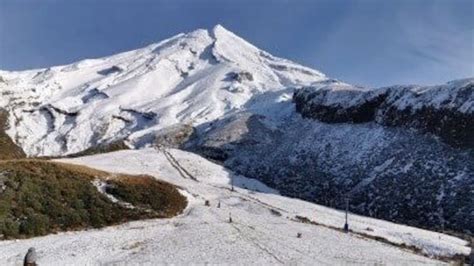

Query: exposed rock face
[97,65,123,75]
[293,79,474,148]
[293,80,377,120]
[0,109,26,160]
[227,71,254,82]
[154,123,196,149]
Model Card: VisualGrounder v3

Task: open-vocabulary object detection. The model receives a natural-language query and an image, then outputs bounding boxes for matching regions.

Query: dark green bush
[0,160,186,239]
[105,175,187,217]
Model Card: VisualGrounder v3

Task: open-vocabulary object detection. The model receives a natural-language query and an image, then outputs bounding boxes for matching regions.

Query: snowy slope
[0,148,469,265]
[0,25,325,156]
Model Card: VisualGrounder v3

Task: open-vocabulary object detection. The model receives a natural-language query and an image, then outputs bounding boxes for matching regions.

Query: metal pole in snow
[344,197,349,233]
[345,198,348,223]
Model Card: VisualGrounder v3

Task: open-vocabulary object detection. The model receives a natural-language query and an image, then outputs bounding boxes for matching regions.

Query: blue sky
[0,0,472,87]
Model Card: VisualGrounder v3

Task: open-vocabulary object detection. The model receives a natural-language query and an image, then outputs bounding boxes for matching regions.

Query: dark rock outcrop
[154,123,196,149]
[97,65,123,75]
[226,71,254,82]
[293,79,474,148]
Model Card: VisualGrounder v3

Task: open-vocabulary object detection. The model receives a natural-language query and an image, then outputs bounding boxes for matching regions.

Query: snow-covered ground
[0,148,469,265]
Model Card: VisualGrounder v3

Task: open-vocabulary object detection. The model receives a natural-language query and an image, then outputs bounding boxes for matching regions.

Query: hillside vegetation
[0,160,187,239]
[64,140,130,158]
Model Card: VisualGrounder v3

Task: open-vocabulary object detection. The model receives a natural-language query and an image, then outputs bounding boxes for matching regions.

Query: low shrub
[0,160,186,239]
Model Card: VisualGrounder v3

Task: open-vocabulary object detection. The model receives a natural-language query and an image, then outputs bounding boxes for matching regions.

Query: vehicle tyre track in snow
[228,222,285,264]
[159,147,199,182]
[233,218,327,264]
[208,203,286,265]
[209,183,288,214]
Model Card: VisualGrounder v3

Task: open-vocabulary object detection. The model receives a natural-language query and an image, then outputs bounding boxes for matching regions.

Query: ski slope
[0,148,469,265]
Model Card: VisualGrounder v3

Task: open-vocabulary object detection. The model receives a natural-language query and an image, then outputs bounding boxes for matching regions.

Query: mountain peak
[211,23,258,52]
[212,24,230,33]
[211,24,241,38]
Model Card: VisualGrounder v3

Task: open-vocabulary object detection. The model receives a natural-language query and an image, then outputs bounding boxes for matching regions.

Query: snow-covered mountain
[0,25,472,238]
[0,25,325,156]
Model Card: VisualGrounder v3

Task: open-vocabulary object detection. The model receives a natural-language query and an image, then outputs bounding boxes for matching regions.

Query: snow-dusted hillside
[0,148,470,265]
[191,102,474,235]
[0,25,325,156]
